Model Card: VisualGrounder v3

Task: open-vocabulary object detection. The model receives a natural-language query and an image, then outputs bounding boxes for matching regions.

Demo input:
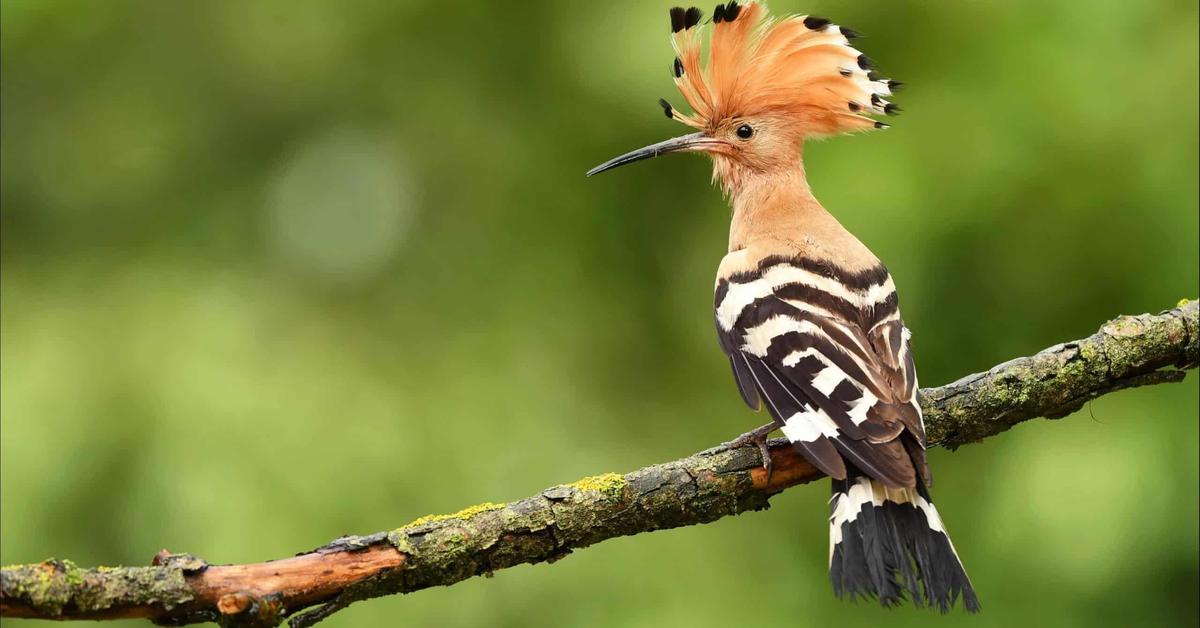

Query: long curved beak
[586,132,715,177]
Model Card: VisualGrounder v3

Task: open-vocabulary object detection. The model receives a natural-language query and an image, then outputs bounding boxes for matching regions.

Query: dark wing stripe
[863,404,908,442]
[763,330,888,400]
[772,282,864,324]
[742,355,848,480]
[893,402,924,443]
[738,255,892,290]
[869,290,900,327]
[728,355,761,410]
[738,354,794,426]
[833,437,916,487]
[714,278,731,310]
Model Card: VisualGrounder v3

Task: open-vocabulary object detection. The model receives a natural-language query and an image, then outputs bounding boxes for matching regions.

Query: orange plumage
[667,2,899,136]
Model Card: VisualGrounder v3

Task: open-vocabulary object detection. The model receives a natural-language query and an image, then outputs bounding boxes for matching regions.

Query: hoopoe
[588,3,979,612]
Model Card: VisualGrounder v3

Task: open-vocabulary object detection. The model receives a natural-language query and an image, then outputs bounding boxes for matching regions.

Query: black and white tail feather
[829,469,979,612]
[715,253,980,613]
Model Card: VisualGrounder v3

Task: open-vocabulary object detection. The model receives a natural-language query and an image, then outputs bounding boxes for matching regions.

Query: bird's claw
[724,423,777,485]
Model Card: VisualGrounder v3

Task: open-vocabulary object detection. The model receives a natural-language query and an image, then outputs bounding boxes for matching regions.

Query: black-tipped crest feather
[803,16,831,30]
[658,98,674,118]
[669,7,687,33]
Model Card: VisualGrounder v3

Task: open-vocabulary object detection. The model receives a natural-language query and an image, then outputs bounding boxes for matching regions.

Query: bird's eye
[735,124,754,139]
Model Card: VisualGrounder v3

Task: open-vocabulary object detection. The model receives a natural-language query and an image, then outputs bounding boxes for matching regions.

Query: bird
[586,2,979,613]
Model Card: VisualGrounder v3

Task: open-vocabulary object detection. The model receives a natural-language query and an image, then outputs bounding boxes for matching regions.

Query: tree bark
[2,300,1196,627]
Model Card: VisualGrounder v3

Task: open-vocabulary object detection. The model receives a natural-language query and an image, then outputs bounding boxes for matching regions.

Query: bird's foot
[723,422,777,484]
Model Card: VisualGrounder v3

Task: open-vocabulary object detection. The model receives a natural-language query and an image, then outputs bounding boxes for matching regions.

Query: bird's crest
[665,2,900,136]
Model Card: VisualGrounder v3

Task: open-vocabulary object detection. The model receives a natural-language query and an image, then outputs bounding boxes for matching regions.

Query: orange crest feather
[667,3,900,136]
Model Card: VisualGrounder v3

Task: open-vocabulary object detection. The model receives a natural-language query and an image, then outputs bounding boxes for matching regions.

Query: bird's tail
[828,471,980,613]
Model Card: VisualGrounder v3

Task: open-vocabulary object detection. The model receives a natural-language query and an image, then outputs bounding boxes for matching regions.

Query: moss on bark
[0,559,194,619]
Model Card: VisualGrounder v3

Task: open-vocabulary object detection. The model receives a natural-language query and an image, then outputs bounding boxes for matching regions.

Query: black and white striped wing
[715,258,928,487]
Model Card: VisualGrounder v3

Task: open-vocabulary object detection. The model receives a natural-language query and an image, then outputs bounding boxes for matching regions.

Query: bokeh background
[2,1,1197,627]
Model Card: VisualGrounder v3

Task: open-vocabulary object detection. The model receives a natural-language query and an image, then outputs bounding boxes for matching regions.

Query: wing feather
[742,354,848,480]
[715,257,929,488]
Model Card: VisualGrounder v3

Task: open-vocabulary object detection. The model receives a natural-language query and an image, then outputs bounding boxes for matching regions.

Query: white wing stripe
[845,389,878,426]
[781,410,842,443]
[811,365,844,396]
[781,347,823,367]
[716,278,772,331]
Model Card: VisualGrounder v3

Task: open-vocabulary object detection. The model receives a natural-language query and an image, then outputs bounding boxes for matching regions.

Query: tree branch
[2,300,1196,627]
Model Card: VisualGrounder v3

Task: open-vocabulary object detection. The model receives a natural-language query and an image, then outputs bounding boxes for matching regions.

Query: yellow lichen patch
[567,472,626,498]
[1178,298,1195,307]
[403,502,506,528]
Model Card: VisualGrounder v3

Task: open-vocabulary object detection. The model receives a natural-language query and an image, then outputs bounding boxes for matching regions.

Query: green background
[2,1,1197,627]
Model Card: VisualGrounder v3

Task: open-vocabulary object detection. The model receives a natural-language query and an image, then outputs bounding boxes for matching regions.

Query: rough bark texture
[2,300,1196,627]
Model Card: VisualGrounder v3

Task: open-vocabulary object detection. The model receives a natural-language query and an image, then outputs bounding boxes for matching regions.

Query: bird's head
[587,3,900,194]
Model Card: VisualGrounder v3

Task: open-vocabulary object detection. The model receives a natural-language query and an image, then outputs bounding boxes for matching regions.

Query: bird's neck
[724,161,879,271]
[726,163,822,251]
